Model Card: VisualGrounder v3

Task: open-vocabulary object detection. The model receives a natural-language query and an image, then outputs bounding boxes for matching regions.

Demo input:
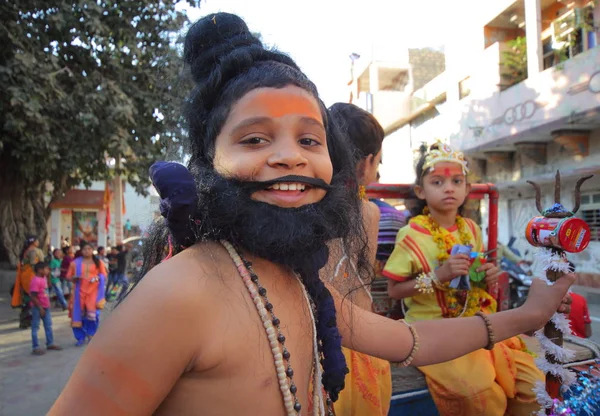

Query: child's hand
[39,308,46,318]
[478,263,502,295]
[558,294,572,314]
[437,254,471,283]
[522,274,576,328]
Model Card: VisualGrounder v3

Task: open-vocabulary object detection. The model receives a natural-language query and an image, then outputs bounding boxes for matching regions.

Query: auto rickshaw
[366,183,600,416]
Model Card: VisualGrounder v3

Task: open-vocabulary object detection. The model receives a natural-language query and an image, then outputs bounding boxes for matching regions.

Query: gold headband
[423,140,469,175]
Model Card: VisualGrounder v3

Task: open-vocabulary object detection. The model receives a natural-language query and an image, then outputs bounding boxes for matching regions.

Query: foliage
[0,0,200,264]
[500,36,528,90]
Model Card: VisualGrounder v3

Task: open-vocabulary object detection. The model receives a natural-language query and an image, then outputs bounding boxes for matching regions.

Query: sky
[176,0,467,106]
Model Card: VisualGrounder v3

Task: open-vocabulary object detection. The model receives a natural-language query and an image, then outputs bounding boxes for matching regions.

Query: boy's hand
[39,308,46,318]
[478,263,502,295]
[558,294,572,314]
[437,254,471,283]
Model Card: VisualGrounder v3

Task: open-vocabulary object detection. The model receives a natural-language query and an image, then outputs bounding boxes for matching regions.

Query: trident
[527,171,592,407]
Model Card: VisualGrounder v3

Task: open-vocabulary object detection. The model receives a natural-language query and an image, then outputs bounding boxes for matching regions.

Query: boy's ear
[356,158,367,179]
[466,182,472,196]
[366,153,376,167]
[414,184,426,200]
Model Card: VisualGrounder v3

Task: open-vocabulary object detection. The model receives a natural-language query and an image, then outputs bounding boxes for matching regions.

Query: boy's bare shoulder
[131,241,233,304]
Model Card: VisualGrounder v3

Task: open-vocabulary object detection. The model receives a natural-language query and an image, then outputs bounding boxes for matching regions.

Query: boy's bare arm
[334,274,575,366]
[30,292,42,308]
[30,292,46,317]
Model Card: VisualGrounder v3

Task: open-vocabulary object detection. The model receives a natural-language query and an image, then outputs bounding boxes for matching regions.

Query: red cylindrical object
[525,217,590,253]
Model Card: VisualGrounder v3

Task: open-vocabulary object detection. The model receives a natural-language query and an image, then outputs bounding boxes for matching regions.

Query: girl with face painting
[383,143,571,415]
[50,14,575,416]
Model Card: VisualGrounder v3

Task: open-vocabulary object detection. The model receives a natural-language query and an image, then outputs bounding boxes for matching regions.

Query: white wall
[380,126,416,184]
[84,180,158,233]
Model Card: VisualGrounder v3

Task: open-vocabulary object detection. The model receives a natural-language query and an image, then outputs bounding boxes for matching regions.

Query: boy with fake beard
[50,13,575,416]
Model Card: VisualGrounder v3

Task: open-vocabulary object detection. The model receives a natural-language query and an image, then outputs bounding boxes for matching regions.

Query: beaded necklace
[221,241,331,416]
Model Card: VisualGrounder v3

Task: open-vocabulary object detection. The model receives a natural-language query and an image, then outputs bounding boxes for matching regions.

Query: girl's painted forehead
[427,162,465,177]
[229,86,323,121]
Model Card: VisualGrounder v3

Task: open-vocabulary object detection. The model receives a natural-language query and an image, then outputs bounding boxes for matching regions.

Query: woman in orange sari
[67,242,107,346]
[12,236,46,329]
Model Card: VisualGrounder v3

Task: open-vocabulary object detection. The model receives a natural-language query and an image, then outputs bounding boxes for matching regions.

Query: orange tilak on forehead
[429,163,464,178]
[233,88,322,120]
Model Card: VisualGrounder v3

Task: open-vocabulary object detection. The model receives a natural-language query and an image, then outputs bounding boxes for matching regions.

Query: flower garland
[410,211,495,318]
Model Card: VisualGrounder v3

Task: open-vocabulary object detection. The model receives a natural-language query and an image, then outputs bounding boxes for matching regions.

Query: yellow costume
[383,215,543,416]
[334,347,391,416]
[326,247,392,416]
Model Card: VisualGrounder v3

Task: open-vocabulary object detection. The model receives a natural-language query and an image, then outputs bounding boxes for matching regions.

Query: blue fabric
[298,246,348,402]
[31,307,53,349]
[51,282,68,308]
[149,161,198,247]
[71,258,84,326]
[61,279,71,296]
[72,317,98,342]
[96,269,106,304]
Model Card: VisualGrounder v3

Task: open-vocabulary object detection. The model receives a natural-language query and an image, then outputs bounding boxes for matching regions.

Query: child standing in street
[105,247,119,301]
[30,262,62,355]
[49,248,68,310]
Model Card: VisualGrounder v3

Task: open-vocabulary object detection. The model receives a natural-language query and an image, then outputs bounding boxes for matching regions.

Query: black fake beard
[191,166,350,274]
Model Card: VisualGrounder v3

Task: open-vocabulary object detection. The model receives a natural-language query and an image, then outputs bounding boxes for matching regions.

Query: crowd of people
[11,238,133,354]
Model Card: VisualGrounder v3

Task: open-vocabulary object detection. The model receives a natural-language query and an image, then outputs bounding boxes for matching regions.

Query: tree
[0,0,200,266]
[500,36,528,90]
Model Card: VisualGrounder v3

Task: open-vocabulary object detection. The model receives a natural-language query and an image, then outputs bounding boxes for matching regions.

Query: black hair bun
[184,12,263,84]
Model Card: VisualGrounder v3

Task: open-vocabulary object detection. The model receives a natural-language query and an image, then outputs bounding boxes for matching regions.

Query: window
[543,39,556,70]
[545,5,594,69]
[365,93,373,113]
[580,192,600,242]
[459,77,471,100]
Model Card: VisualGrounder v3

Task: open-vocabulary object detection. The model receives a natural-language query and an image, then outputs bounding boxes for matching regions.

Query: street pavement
[0,295,109,416]
[0,294,599,415]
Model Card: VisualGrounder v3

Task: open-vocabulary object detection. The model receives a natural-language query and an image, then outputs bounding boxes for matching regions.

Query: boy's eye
[299,138,320,146]
[454,178,464,184]
[241,137,268,145]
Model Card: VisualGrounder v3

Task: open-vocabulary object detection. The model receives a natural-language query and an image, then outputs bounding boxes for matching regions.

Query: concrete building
[349,47,446,184]
[385,0,600,285]
[48,178,158,250]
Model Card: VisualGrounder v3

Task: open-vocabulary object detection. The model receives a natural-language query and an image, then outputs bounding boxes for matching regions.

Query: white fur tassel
[534,329,576,362]
[535,355,577,387]
[550,312,575,336]
[537,248,571,274]
[532,244,580,412]
[533,380,554,409]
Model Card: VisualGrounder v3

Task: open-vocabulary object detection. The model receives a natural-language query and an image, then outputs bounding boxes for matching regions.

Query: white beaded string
[221,241,297,415]
[297,274,326,416]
